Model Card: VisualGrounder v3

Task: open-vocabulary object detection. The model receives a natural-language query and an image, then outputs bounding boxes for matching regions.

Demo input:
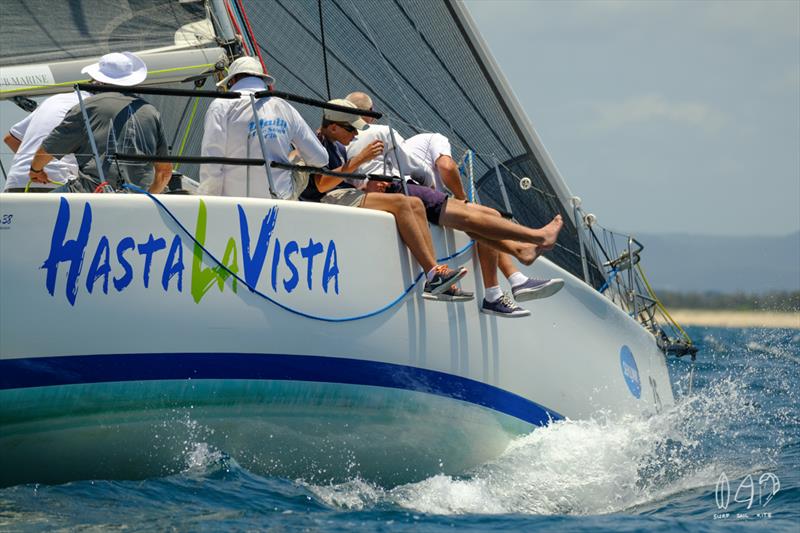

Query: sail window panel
[0,0,209,67]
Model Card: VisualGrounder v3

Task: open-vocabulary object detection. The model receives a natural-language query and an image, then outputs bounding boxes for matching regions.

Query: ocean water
[1,326,797,532]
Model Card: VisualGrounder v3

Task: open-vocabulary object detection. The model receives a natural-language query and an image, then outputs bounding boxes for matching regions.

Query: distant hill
[634,231,800,293]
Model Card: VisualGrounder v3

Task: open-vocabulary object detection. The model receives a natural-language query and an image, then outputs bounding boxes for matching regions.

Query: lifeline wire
[123,184,474,323]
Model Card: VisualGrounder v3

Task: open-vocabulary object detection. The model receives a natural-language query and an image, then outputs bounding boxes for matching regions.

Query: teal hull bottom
[1,380,534,487]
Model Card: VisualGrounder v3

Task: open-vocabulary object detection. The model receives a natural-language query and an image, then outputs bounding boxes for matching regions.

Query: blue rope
[124,185,474,322]
[598,267,619,294]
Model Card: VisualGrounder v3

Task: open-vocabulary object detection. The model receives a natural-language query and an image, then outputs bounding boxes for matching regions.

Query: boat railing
[569,198,697,359]
[73,83,387,196]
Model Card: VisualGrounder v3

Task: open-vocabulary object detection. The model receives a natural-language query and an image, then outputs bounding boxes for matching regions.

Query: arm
[436,155,467,200]
[6,114,32,154]
[149,162,173,193]
[28,146,55,183]
[3,133,21,153]
[197,101,226,195]
[315,140,384,193]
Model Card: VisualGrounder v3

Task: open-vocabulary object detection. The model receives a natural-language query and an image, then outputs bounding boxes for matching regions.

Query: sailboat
[0,0,694,487]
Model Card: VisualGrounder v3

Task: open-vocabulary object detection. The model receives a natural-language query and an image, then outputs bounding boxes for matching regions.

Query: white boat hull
[0,193,674,486]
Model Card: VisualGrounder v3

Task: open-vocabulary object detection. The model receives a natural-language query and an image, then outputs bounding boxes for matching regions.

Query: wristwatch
[30,167,43,173]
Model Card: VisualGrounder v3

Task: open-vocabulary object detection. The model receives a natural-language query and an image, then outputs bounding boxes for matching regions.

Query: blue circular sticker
[620,345,641,399]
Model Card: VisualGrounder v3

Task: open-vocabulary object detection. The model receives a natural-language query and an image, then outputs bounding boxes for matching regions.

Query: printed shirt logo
[248,117,288,140]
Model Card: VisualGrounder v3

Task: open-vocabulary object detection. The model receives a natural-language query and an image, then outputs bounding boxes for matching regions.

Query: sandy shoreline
[668,309,800,329]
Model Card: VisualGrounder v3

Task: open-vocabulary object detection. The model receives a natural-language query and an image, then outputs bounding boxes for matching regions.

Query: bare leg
[497,251,520,279]
[476,241,499,288]
[439,201,563,247]
[408,195,435,254]
[361,192,437,272]
[468,233,541,266]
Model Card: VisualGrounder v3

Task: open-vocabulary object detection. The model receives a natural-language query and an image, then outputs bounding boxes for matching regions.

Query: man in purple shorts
[345,92,564,317]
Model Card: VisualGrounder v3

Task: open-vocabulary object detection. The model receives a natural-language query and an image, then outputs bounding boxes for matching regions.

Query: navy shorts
[405,183,449,225]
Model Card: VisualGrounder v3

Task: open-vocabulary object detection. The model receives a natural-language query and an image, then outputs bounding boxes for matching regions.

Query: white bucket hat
[81,52,148,86]
[323,99,368,130]
[217,56,275,88]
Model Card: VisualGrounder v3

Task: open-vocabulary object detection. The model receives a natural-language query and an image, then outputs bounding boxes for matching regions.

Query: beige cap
[217,56,275,87]
[323,99,368,130]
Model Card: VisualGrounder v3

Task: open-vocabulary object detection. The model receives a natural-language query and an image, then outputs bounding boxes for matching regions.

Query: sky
[464,0,800,237]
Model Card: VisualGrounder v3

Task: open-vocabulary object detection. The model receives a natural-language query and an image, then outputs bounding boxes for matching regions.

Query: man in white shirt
[3,91,88,192]
[404,131,566,315]
[345,92,564,316]
[199,56,328,199]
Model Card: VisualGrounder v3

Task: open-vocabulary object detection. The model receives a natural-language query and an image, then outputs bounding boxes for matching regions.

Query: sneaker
[481,293,531,318]
[424,265,467,296]
[511,277,564,302]
[423,284,475,301]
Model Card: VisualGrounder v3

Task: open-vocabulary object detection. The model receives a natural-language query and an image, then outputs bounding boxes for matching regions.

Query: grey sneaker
[511,277,564,302]
[423,284,475,301]
[424,265,468,296]
[481,293,531,318]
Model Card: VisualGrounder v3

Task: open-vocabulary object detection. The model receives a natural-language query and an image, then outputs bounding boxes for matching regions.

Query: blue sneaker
[511,277,564,302]
[424,265,468,296]
[481,294,531,318]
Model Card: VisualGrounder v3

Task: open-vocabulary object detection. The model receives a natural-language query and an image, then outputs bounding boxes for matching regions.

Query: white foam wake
[308,331,797,516]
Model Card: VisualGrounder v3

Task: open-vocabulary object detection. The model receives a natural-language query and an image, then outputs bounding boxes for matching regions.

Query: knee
[407,195,425,213]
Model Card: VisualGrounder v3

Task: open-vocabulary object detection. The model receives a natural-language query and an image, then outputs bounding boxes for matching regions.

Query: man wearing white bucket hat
[199,56,328,199]
[30,51,172,193]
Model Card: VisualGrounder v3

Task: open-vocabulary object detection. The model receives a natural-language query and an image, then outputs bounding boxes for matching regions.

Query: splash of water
[307,329,797,516]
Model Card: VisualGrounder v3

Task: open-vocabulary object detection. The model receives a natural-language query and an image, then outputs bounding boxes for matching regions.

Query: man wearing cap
[300,98,469,298]
[198,56,328,199]
[29,52,172,193]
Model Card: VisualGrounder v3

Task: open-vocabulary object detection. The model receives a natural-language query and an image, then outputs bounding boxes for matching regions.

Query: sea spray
[305,328,798,517]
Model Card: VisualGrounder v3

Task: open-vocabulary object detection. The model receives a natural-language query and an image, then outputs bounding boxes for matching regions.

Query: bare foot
[515,243,542,266]
[539,214,563,249]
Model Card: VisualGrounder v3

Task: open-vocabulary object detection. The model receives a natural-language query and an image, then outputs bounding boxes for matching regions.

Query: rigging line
[443,1,542,179]
[258,46,328,100]
[344,0,422,127]
[234,0,268,72]
[318,0,332,100]
[269,0,407,118]
[123,183,475,322]
[169,95,196,151]
[269,0,493,172]
[0,157,6,181]
[392,0,514,156]
[223,0,251,55]
[332,0,495,170]
[175,96,202,172]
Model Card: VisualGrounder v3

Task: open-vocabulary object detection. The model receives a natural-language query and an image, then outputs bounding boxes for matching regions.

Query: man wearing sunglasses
[300,99,471,298]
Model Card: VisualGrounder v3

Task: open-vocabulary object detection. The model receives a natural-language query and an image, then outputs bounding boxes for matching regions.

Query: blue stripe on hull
[0,353,562,426]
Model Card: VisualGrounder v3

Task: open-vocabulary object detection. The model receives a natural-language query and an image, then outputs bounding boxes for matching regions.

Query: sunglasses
[335,122,357,133]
